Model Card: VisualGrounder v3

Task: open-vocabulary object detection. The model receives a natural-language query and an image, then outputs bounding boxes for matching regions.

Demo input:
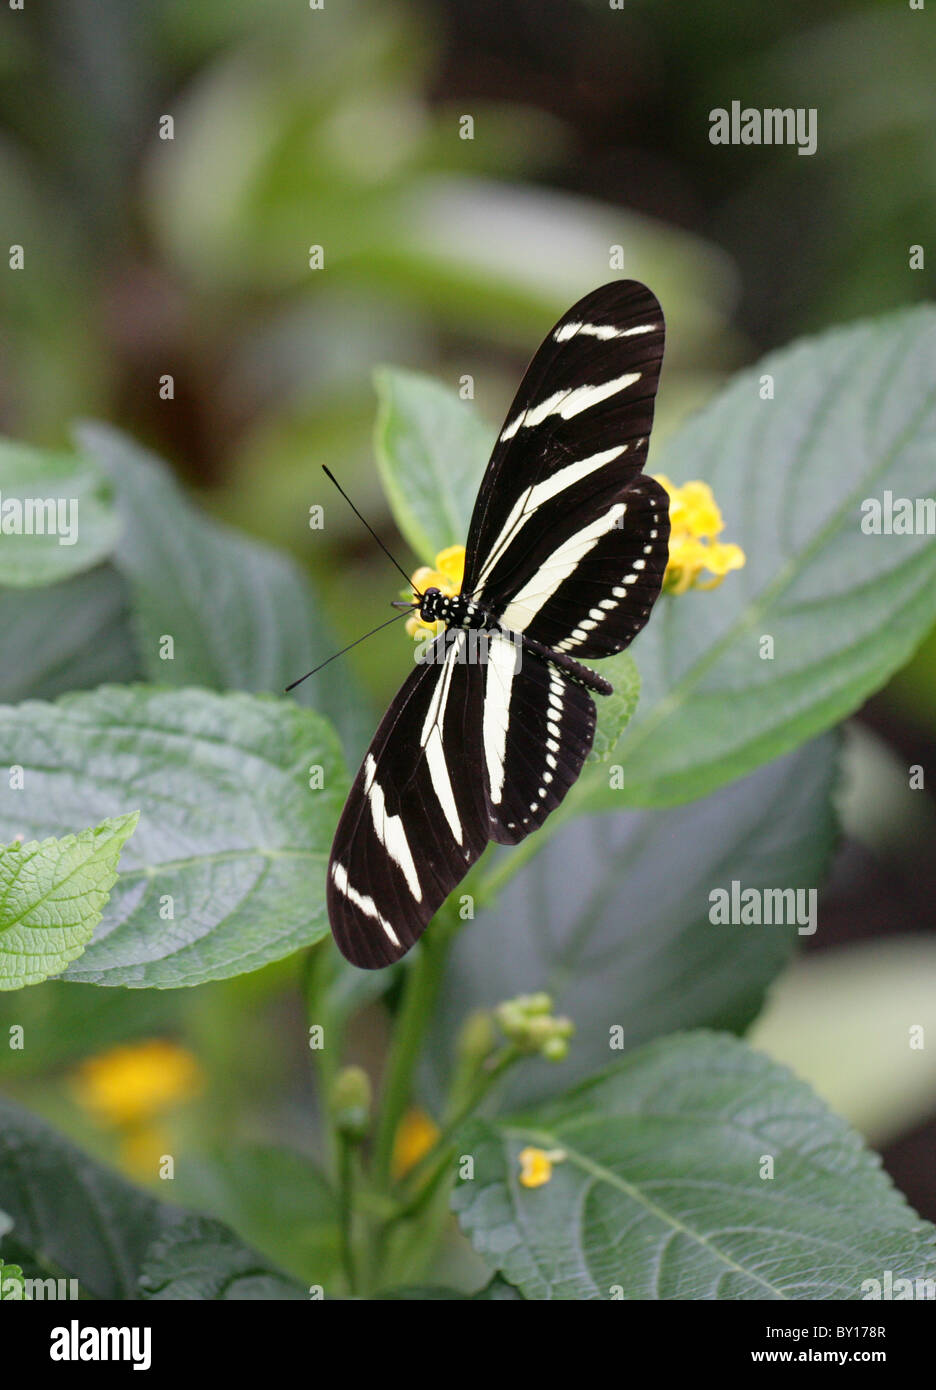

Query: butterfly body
[327,281,670,968]
[417,587,494,630]
[419,586,612,694]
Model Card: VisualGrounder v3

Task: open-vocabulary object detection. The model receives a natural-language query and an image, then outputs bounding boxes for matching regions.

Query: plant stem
[388,1045,522,1231]
[337,1136,358,1296]
[372,921,452,1188]
[302,942,340,1177]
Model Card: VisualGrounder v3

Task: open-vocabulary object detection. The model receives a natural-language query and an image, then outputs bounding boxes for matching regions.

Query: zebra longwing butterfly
[328,281,669,968]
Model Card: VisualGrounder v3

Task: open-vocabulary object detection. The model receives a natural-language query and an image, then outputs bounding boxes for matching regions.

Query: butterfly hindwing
[480,632,597,845]
[328,630,490,969]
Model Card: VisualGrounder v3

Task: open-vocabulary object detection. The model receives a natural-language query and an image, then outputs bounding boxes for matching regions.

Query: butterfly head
[418,586,448,623]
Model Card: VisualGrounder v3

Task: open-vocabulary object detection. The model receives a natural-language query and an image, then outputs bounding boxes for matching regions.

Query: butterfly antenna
[321,465,421,595]
[284,607,415,692]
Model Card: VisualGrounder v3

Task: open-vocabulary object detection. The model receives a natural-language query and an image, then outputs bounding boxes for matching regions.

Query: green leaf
[0,1096,299,1301]
[171,1145,341,1285]
[588,651,640,763]
[139,1216,305,1300]
[438,736,838,1106]
[0,1256,25,1300]
[0,813,139,991]
[0,687,348,988]
[0,566,138,703]
[373,367,492,565]
[472,1273,525,1300]
[0,1094,186,1299]
[452,1032,936,1300]
[0,440,120,587]
[75,422,370,756]
[615,304,936,805]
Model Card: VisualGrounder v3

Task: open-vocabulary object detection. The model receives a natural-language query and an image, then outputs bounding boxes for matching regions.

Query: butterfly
[328,280,669,968]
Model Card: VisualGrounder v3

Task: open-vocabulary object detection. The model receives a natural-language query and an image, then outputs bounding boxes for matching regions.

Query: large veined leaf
[452,1032,936,1300]
[139,1216,305,1300]
[75,422,371,757]
[435,735,838,1105]
[0,439,120,587]
[0,566,137,703]
[0,1097,298,1300]
[617,304,936,805]
[0,813,139,990]
[0,687,348,988]
[373,367,493,565]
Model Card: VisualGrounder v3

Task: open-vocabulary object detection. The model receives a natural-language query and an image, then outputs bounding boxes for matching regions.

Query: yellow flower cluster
[654,475,746,595]
[70,1038,203,1178]
[405,545,465,637]
[72,1038,203,1125]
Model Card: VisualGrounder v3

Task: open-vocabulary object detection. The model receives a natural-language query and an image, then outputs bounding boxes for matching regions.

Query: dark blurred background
[1,0,934,1226]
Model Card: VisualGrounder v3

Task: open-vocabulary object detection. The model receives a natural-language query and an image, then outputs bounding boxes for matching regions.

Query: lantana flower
[654,475,746,595]
[70,1038,203,1177]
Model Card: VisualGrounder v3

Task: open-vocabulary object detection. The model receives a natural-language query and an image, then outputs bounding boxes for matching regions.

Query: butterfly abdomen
[518,636,613,696]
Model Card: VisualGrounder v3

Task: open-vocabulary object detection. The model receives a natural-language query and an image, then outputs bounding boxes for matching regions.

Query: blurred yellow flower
[71,1038,203,1127]
[654,474,746,595]
[391,1107,440,1178]
[518,1145,567,1189]
[405,545,465,637]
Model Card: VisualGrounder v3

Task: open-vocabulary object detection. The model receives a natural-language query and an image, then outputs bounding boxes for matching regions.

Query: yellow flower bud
[391,1107,440,1179]
[518,1146,567,1188]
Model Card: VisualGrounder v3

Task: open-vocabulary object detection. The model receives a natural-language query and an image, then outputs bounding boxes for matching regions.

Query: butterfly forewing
[499,474,670,657]
[327,280,669,967]
[463,280,666,611]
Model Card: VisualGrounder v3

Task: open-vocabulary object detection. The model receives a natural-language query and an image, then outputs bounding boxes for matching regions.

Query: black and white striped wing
[328,630,488,969]
[478,630,597,846]
[464,280,669,658]
[329,280,670,968]
[328,629,598,967]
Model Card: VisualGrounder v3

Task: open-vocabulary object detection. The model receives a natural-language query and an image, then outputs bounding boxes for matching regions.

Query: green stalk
[302,942,341,1177]
[337,1136,359,1296]
[395,1045,521,1216]
[372,919,452,1187]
